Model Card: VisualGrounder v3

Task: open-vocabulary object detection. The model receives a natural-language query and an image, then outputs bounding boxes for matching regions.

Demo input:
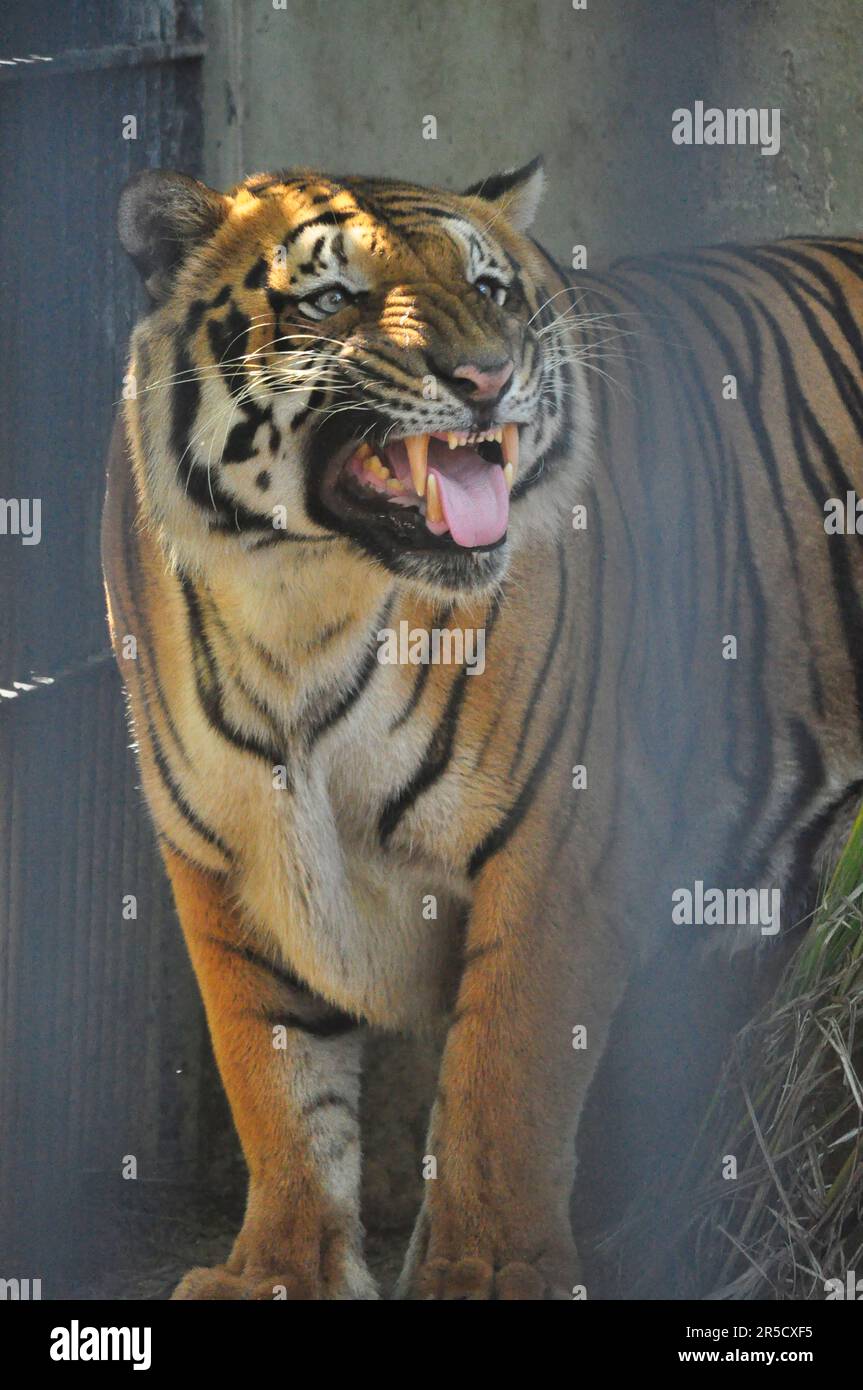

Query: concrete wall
[662,0,863,246]
[203,0,863,266]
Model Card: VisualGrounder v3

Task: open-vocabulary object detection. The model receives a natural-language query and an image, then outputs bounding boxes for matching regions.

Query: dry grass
[604,810,863,1300]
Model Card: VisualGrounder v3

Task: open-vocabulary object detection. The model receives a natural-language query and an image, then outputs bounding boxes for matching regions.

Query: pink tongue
[385,439,510,548]
[430,453,509,547]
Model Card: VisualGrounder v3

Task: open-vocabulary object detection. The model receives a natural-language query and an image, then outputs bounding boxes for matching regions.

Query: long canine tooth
[426,472,444,524]
[501,423,519,479]
[448,432,458,450]
[405,434,429,497]
[503,462,515,492]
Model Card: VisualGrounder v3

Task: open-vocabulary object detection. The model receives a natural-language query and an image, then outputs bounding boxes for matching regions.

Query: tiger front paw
[171,1243,378,1300]
[398,1203,581,1300]
[408,1249,578,1301]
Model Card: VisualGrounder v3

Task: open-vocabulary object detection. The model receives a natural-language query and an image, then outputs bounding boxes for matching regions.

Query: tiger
[101,155,863,1300]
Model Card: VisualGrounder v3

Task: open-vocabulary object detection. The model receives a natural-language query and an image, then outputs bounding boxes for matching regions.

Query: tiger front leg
[398,840,627,1301]
[163,849,377,1301]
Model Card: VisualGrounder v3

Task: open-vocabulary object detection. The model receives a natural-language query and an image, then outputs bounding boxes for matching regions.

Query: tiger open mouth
[333,425,519,551]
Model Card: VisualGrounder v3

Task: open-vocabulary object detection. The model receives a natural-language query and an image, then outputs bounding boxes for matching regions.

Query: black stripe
[119,484,192,764]
[279,208,356,250]
[211,937,311,992]
[546,487,607,866]
[379,600,499,844]
[263,1009,359,1039]
[469,560,582,878]
[744,248,863,444]
[301,1093,359,1119]
[307,598,394,747]
[742,717,826,884]
[388,604,455,733]
[613,262,778,851]
[222,400,272,463]
[289,381,329,433]
[202,593,293,755]
[787,777,863,909]
[247,529,337,548]
[812,241,863,289]
[182,467,274,530]
[508,541,568,776]
[170,342,200,465]
[180,576,289,769]
[213,938,362,1036]
[739,244,863,389]
[244,256,268,289]
[390,659,431,732]
[750,292,863,734]
[631,263,814,745]
[728,244,861,391]
[107,510,231,862]
[117,617,232,862]
[207,300,252,399]
[149,720,233,861]
[156,828,223,878]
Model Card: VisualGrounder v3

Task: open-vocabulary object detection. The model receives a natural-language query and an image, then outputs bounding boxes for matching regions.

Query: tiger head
[119,160,587,596]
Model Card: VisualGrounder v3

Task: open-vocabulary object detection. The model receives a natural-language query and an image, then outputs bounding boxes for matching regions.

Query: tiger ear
[461,156,546,232]
[118,169,229,301]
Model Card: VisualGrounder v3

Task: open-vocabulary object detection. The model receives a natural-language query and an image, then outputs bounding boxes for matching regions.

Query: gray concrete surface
[203,0,863,264]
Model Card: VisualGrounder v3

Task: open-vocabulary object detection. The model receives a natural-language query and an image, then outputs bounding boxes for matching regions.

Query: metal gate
[0,0,233,1294]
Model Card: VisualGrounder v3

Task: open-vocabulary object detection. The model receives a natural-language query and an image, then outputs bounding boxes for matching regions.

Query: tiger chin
[103,156,863,1299]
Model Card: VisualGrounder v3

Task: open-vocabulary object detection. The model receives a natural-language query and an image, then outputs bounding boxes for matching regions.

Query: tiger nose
[451,359,514,401]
